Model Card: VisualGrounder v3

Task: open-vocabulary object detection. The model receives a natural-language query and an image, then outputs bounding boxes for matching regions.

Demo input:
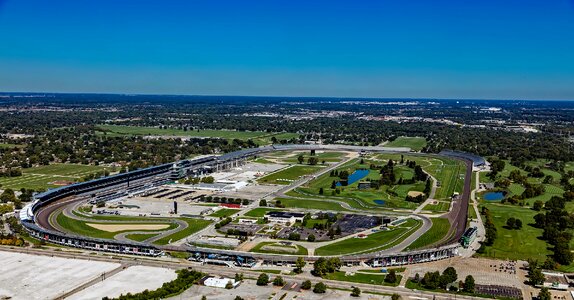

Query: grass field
[315,219,421,256]
[385,137,427,151]
[244,208,284,218]
[209,208,240,218]
[405,217,450,250]
[421,201,450,213]
[257,165,325,185]
[294,155,461,209]
[153,217,212,245]
[0,163,107,190]
[274,197,350,212]
[125,233,158,242]
[477,203,549,261]
[323,271,401,287]
[249,241,308,255]
[373,153,465,201]
[56,213,175,239]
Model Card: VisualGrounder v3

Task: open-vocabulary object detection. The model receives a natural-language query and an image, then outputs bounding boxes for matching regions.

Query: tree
[0,189,16,203]
[288,232,301,241]
[259,199,267,207]
[440,267,458,288]
[298,155,305,164]
[528,266,545,286]
[294,257,306,274]
[257,273,269,286]
[533,200,544,211]
[319,187,324,195]
[539,287,552,300]
[202,296,207,300]
[234,296,244,300]
[313,282,327,293]
[225,280,234,289]
[301,280,312,290]
[506,217,516,229]
[234,273,244,282]
[308,157,318,165]
[307,234,315,242]
[463,275,475,293]
[351,287,361,297]
[385,269,398,283]
[514,218,523,229]
[273,276,285,286]
[391,294,401,300]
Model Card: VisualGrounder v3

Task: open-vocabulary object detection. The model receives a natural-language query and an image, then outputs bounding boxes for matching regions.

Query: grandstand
[439,149,486,168]
[19,144,471,265]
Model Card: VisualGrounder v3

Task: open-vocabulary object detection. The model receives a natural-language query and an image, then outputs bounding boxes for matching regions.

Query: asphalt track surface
[30,146,472,258]
[35,196,189,244]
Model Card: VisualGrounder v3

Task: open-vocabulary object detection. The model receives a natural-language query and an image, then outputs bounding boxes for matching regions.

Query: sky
[1,0,574,100]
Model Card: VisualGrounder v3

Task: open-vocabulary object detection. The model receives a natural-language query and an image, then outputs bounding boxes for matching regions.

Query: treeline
[1,127,257,171]
[478,207,497,249]
[3,97,574,172]
[532,195,574,265]
[410,267,475,294]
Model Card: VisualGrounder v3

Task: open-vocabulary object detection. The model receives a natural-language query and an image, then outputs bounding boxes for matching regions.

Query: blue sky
[1,0,573,99]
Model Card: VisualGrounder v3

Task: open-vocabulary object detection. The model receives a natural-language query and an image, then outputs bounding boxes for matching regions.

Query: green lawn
[324,271,401,287]
[257,165,325,185]
[478,203,549,261]
[250,242,308,255]
[373,153,466,201]
[386,137,427,151]
[290,153,466,210]
[244,208,284,218]
[125,233,158,242]
[153,217,212,245]
[209,208,240,218]
[315,219,421,256]
[421,201,450,213]
[56,213,176,240]
[0,163,107,190]
[406,217,450,250]
[274,197,350,212]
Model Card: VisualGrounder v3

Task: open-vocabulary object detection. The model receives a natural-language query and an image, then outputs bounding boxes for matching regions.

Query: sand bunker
[86,223,170,232]
[407,191,424,197]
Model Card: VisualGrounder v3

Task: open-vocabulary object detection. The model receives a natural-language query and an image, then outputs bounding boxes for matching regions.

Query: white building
[203,277,240,289]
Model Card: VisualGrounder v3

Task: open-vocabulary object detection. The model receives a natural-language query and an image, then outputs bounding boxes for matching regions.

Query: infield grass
[406,217,450,250]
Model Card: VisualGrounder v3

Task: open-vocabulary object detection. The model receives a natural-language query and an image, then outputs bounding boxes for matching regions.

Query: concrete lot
[69,266,177,300]
[0,251,119,300]
[219,184,283,201]
[107,198,212,217]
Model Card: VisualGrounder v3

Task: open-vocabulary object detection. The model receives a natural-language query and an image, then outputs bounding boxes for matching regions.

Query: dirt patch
[407,191,424,197]
[86,223,170,232]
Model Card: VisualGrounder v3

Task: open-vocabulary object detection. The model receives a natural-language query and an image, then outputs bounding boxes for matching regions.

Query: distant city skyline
[1,0,574,100]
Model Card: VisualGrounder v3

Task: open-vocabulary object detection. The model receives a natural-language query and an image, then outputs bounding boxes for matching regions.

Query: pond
[336,169,370,186]
[483,192,504,201]
[373,200,386,205]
